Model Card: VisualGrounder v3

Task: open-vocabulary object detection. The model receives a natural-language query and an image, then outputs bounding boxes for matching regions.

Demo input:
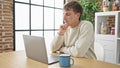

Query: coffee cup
[59,54,74,67]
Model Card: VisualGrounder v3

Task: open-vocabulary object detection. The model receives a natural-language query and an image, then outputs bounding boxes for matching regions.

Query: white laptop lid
[23,35,48,63]
[23,35,58,64]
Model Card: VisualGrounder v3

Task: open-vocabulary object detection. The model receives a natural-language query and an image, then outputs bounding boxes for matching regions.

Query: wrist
[60,47,66,53]
[58,32,64,36]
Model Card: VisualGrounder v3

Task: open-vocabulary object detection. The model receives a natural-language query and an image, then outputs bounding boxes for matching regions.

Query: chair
[94,42,104,61]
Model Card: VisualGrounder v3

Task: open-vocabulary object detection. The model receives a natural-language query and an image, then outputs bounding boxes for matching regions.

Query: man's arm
[50,34,64,52]
[51,24,68,52]
[60,22,94,57]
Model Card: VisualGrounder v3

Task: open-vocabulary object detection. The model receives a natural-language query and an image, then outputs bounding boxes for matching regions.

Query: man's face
[63,9,80,26]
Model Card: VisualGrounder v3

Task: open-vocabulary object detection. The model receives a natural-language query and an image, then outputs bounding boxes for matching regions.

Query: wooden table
[0,51,120,68]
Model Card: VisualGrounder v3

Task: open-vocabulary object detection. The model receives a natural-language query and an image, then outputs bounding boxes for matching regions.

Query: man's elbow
[51,47,55,52]
[51,46,59,53]
[72,51,85,58]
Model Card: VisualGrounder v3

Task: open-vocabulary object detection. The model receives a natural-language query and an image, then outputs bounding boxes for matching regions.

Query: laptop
[23,35,59,64]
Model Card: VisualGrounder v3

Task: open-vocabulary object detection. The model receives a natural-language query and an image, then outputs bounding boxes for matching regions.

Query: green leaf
[78,0,101,26]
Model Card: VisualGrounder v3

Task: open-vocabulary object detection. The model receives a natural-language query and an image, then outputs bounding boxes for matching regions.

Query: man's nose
[63,15,66,20]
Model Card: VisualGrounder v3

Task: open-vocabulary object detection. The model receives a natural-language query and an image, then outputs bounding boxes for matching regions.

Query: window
[14,0,64,51]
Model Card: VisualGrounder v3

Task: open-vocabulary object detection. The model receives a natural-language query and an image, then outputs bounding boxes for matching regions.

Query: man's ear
[76,13,80,17]
[75,13,80,19]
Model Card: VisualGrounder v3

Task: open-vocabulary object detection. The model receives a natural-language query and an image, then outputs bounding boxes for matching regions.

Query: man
[51,1,96,59]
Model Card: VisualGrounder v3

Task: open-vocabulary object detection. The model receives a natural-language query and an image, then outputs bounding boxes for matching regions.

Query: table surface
[0,51,120,68]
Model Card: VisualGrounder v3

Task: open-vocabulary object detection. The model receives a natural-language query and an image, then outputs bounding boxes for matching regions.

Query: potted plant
[78,0,101,26]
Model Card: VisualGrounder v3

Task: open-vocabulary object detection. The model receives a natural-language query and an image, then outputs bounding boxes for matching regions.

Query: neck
[71,20,80,28]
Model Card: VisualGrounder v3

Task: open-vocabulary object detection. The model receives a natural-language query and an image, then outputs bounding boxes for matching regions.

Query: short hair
[64,1,83,20]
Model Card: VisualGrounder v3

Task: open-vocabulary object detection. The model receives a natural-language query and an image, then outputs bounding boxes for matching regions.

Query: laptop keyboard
[48,54,59,63]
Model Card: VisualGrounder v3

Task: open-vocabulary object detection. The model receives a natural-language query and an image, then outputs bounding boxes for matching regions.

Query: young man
[51,1,96,59]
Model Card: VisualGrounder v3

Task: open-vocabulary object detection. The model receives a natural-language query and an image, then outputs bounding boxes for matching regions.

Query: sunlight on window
[15,0,64,51]
[15,3,29,30]
[31,6,43,29]
[15,0,29,3]
[15,31,29,51]
[31,0,43,5]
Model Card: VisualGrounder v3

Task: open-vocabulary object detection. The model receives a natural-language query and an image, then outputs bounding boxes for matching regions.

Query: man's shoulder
[80,20,93,26]
[81,20,92,24]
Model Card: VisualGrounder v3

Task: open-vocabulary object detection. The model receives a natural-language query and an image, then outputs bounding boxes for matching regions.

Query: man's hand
[58,24,68,35]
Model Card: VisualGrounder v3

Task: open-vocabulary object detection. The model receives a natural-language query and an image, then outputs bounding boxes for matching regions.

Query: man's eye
[66,14,70,16]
